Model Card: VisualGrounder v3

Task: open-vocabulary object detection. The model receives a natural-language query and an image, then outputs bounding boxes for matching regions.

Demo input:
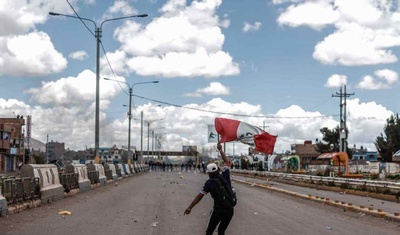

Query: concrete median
[20,164,64,204]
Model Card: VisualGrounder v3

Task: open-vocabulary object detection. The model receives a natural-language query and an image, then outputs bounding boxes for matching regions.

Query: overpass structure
[139,150,201,164]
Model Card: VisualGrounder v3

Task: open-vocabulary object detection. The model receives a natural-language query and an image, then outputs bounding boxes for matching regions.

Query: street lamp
[137,105,161,163]
[104,77,158,164]
[144,119,163,160]
[49,11,148,164]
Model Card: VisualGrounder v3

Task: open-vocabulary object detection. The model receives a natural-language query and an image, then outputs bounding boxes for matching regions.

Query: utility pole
[46,134,49,164]
[332,85,354,152]
[127,87,133,164]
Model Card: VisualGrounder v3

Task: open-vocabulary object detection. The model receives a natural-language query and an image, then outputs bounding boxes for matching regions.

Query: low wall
[65,164,91,192]
[123,164,132,176]
[94,164,107,186]
[117,164,126,178]
[0,189,6,217]
[104,164,118,182]
[20,164,64,204]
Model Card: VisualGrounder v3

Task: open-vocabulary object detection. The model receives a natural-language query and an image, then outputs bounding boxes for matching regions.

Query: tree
[315,126,340,153]
[375,114,400,162]
[315,126,352,158]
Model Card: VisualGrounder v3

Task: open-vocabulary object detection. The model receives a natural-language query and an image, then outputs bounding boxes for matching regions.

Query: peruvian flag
[215,117,277,154]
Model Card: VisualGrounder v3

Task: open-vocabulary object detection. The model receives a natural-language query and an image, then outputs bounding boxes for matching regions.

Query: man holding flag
[184,142,235,235]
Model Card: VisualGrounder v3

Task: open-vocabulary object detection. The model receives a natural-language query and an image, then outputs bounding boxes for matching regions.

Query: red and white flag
[215,117,277,154]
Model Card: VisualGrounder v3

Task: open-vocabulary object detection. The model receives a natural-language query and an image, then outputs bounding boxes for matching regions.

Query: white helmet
[206,163,218,173]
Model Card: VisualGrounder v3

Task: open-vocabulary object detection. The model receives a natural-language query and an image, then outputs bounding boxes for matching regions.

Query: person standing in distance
[184,143,235,235]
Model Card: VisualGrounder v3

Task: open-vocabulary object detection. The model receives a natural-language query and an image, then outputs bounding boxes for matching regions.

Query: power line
[100,42,129,96]
[66,0,127,97]
[65,0,95,37]
[132,94,340,119]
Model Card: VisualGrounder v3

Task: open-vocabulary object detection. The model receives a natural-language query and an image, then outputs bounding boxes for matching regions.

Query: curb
[7,200,41,215]
[233,178,400,223]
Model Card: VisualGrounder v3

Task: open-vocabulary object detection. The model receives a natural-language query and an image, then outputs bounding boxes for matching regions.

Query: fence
[0,176,40,204]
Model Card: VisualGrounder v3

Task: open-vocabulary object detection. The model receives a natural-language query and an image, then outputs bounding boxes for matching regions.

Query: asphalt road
[231,174,400,215]
[0,171,399,235]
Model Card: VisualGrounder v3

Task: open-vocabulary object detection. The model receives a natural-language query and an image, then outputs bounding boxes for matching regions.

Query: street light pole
[127,87,133,164]
[49,12,148,164]
[104,78,158,164]
[145,119,163,160]
[141,111,144,162]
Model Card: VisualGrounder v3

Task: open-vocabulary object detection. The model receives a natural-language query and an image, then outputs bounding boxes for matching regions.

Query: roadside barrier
[123,164,132,176]
[234,169,400,196]
[104,164,118,182]
[129,164,135,174]
[233,178,400,222]
[0,194,6,217]
[20,164,64,204]
[94,164,107,186]
[117,164,126,179]
[65,164,91,192]
[87,164,100,185]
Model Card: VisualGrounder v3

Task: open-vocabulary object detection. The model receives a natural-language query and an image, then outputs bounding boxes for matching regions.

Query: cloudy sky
[1,0,399,156]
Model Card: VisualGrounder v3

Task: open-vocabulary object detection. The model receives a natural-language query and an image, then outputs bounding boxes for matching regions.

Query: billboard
[207,125,218,143]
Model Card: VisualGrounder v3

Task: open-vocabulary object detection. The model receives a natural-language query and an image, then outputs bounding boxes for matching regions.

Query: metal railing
[234,170,400,194]
[0,176,40,203]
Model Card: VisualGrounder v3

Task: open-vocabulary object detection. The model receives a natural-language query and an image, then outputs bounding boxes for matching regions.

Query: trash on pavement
[58,210,72,216]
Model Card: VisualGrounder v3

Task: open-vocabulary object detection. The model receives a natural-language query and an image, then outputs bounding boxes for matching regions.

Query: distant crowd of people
[146,161,207,174]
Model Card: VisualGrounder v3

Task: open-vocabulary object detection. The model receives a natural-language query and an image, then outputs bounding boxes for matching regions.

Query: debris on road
[58,210,72,216]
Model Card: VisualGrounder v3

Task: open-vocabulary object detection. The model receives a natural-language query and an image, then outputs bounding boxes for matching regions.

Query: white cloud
[0,31,67,77]
[277,1,338,30]
[276,0,400,66]
[100,50,129,75]
[0,0,77,36]
[313,23,399,66]
[220,19,230,28]
[184,82,230,97]
[325,74,347,88]
[127,48,238,78]
[346,98,393,148]
[113,0,239,77]
[102,0,138,20]
[69,50,88,61]
[357,69,398,90]
[25,69,123,107]
[243,22,262,32]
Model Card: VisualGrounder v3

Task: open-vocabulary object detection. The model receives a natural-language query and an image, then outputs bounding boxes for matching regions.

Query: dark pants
[206,208,234,235]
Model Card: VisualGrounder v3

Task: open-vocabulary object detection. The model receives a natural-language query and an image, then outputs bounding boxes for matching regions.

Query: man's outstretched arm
[217,143,231,166]
[184,193,204,215]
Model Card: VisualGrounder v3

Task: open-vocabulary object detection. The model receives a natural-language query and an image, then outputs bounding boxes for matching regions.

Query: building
[46,141,65,162]
[99,146,124,164]
[351,146,378,162]
[0,117,25,173]
[291,140,321,169]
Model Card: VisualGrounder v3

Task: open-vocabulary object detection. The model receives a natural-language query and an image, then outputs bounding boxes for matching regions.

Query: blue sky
[0,0,399,156]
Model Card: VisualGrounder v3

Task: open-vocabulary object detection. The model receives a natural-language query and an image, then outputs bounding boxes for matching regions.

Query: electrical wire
[100,42,129,96]
[132,94,340,119]
[65,0,95,37]
[66,0,128,97]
